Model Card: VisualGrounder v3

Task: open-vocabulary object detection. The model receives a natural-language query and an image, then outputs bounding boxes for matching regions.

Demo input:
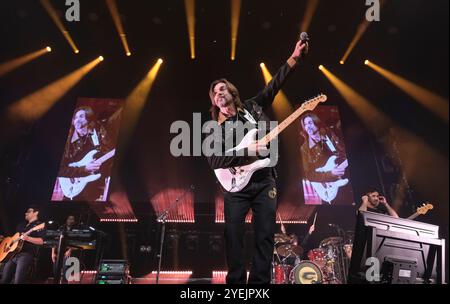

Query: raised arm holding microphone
[207,35,309,284]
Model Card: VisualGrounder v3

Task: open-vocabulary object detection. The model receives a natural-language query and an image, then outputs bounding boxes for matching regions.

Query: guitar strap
[91,129,100,147]
[324,135,336,153]
[242,109,257,125]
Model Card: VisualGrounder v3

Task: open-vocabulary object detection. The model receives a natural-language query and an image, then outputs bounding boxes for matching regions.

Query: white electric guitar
[310,156,349,204]
[59,149,115,200]
[214,94,327,192]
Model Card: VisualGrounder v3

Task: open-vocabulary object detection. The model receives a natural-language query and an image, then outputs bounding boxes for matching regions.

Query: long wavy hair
[299,112,326,140]
[209,79,244,121]
[64,106,98,158]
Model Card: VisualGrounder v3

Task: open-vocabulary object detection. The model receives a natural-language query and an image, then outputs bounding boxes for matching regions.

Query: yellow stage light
[318,65,448,212]
[259,63,297,180]
[231,0,241,61]
[184,0,196,60]
[0,47,51,77]
[365,60,448,122]
[300,0,319,33]
[40,0,80,54]
[106,0,132,57]
[7,57,103,122]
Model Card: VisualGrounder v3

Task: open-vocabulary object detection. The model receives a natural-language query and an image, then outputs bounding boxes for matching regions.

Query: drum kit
[272,230,354,284]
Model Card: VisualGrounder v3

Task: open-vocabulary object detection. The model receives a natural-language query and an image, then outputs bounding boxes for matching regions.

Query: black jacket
[207,60,297,170]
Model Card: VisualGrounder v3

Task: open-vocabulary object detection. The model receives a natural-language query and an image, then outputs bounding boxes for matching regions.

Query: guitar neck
[407,213,419,220]
[260,105,308,145]
[11,227,34,245]
[97,149,116,164]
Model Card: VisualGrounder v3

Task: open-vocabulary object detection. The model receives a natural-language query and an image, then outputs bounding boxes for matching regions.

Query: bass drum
[290,261,323,284]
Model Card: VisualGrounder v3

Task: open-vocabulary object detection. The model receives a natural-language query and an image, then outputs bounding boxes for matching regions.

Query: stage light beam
[259,63,294,117]
[120,59,164,146]
[319,65,448,209]
[106,0,132,57]
[319,65,390,136]
[0,47,52,77]
[340,1,387,64]
[300,0,319,33]
[231,0,241,61]
[365,60,449,123]
[7,57,103,122]
[40,0,80,54]
[340,20,370,65]
[259,63,299,181]
[184,0,196,59]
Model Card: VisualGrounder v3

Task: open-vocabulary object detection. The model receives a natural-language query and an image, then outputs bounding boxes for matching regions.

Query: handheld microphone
[300,32,309,42]
[299,32,310,57]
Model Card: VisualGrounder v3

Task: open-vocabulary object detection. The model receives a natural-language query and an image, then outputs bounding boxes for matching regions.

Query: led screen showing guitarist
[299,106,354,205]
[51,98,124,202]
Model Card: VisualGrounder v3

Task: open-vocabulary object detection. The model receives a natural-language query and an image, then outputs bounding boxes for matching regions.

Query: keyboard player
[51,215,78,283]
[358,187,399,218]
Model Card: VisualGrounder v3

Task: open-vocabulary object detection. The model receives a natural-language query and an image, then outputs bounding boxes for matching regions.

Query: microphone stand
[54,229,67,284]
[155,186,194,284]
[330,224,347,284]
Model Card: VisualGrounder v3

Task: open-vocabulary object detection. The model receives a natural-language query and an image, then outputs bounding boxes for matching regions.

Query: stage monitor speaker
[95,260,130,284]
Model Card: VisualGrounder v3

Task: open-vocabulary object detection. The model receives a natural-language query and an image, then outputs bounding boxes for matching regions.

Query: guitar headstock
[416,203,434,215]
[301,94,327,112]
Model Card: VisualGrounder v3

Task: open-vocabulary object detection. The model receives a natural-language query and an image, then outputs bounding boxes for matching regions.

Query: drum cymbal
[320,237,343,247]
[277,244,303,257]
[274,233,293,243]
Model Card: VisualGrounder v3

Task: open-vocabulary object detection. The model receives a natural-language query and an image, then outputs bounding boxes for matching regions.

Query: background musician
[1,205,45,284]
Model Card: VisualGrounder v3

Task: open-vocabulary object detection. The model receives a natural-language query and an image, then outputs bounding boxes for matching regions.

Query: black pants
[224,175,277,284]
[0,252,34,284]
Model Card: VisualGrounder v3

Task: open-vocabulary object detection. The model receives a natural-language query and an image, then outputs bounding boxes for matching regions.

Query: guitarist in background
[1,205,45,284]
[58,106,113,201]
[300,112,348,204]
[207,38,308,284]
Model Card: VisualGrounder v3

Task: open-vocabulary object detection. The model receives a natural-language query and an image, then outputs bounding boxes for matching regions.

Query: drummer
[279,223,315,263]
[297,224,315,252]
